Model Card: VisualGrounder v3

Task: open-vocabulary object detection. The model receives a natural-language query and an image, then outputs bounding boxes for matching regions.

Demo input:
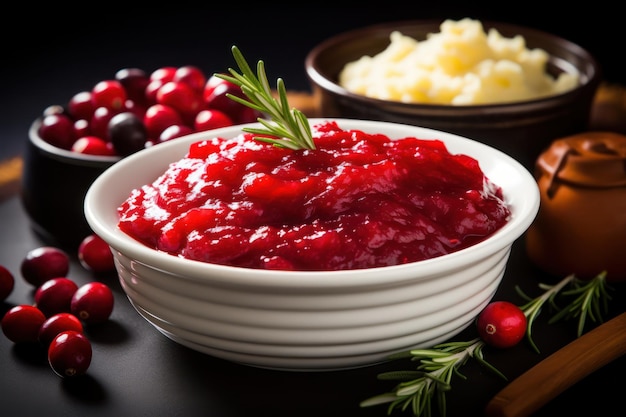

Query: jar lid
[537,131,626,188]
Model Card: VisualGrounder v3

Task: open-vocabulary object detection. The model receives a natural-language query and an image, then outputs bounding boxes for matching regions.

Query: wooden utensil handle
[485,311,626,417]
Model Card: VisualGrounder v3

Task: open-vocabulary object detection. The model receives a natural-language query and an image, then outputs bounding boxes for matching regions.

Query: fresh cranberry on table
[71,282,114,324]
[34,277,79,317]
[0,265,14,301]
[476,301,527,348]
[1,305,47,343]
[20,246,70,287]
[78,233,115,273]
[48,330,92,378]
[38,312,84,348]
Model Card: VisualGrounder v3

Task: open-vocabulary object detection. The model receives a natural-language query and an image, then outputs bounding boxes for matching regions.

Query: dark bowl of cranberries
[21,65,262,249]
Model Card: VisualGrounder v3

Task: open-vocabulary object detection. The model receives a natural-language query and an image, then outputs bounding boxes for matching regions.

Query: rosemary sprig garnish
[215,45,315,150]
[360,271,614,417]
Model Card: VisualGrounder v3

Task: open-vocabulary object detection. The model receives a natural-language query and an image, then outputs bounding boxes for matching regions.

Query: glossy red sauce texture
[117,121,511,270]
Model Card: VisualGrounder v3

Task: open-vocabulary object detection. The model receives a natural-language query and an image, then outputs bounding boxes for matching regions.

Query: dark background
[1,3,623,159]
[1,4,625,417]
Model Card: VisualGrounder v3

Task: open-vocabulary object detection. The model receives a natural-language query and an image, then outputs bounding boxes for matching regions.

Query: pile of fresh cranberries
[0,234,115,378]
[38,66,262,157]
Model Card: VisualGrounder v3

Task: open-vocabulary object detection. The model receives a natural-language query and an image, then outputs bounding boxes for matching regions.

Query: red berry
[203,76,261,124]
[159,124,194,143]
[38,313,84,347]
[174,65,206,93]
[0,265,15,301]
[34,277,79,317]
[194,109,234,131]
[78,234,115,273]
[20,246,70,287]
[91,80,127,111]
[476,301,527,349]
[38,113,76,150]
[48,330,92,378]
[73,119,91,138]
[90,106,121,141]
[67,91,95,121]
[71,282,114,324]
[71,136,117,156]
[115,67,150,106]
[144,104,183,139]
[1,305,46,343]
[150,66,177,83]
[156,81,203,122]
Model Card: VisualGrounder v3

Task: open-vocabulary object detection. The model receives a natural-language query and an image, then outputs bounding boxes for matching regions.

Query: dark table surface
[2,5,626,417]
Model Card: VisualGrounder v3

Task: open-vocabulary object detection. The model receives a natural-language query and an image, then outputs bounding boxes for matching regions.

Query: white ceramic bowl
[84,118,540,371]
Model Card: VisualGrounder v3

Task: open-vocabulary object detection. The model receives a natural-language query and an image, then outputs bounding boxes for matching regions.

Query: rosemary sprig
[360,271,614,417]
[360,338,502,417]
[548,271,612,336]
[215,45,315,150]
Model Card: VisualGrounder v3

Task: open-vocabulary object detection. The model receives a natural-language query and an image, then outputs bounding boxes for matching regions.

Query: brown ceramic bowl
[21,118,121,249]
[305,19,602,168]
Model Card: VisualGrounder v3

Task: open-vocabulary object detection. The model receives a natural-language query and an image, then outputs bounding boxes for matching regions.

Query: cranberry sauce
[117,121,510,270]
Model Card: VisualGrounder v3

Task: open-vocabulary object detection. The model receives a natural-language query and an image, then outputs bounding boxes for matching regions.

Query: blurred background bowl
[84,118,539,371]
[21,118,121,249]
[305,20,602,169]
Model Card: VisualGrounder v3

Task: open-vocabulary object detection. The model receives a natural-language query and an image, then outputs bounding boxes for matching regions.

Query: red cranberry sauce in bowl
[116,120,511,271]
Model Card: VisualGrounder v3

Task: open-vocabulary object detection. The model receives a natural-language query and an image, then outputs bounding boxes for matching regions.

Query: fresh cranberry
[194,109,234,132]
[38,313,83,348]
[174,65,206,93]
[0,265,15,301]
[1,305,46,343]
[115,67,150,106]
[144,104,183,139]
[203,76,261,124]
[90,106,121,142]
[91,80,127,111]
[73,119,91,138]
[67,91,96,121]
[71,136,117,156]
[20,246,70,287]
[78,234,115,273]
[71,282,114,324]
[476,301,527,349]
[38,113,76,150]
[156,81,203,123]
[150,66,177,83]
[159,124,194,143]
[48,330,92,378]
[108,112,147,156]
[144,79,165,106]
[34,277,79,317]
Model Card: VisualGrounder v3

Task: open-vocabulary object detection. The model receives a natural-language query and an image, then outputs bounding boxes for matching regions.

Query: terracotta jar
[526,131,626,282]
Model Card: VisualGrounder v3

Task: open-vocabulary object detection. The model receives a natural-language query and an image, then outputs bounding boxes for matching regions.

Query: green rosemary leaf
[217,46,315,150]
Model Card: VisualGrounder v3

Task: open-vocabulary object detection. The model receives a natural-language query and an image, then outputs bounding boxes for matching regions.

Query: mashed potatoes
[338,18,580,105]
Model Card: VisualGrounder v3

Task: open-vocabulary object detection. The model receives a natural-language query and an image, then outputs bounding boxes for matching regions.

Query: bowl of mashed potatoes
[84,118,539,371]
[305,18,602,168]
